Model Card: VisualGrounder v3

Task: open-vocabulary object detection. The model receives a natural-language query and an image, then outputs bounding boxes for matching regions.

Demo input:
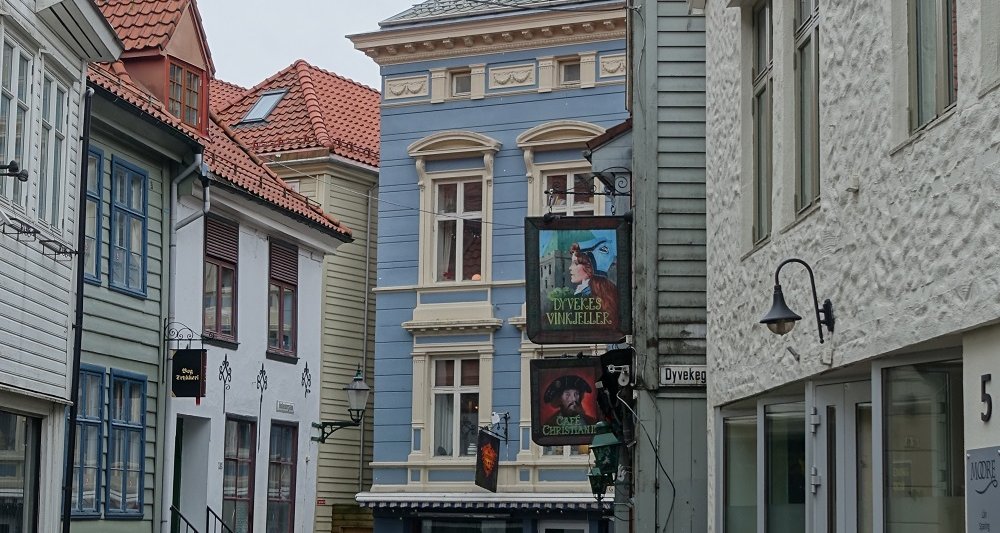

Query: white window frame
[906,0,957,132]
[0,37,33,208]
[750,0,773,245]
[539,167,603,217]
[558,58,581,86]
[794,0,820,214]
[430,356,481,458]
[409,130,499,287]
[37,73,68,229]
[431,177,484,283]
[516,120,606,217]
[449,70,472,98]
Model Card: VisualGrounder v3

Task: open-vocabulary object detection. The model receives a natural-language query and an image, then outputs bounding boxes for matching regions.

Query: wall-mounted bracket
[481,411,510,444]
[39,239,77,260]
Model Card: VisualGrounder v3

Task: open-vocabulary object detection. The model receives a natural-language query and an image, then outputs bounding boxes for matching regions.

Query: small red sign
[316,498,326,505]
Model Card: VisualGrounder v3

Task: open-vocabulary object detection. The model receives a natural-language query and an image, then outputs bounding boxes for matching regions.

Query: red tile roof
[210,78,248,112]
[216,60,380,168]
[88,61,351,238]
[96,0,215,72]
[205,112,351,237]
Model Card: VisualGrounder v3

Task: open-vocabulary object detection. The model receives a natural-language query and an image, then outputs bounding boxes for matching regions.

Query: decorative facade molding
[599,53,627,78]
[351,18,626,66]
[489,63,536,89]
[580,51,597,88]
[401,318,504,334]
[517,120,605,215]
[470,63,486,99]
[385,75,429,100]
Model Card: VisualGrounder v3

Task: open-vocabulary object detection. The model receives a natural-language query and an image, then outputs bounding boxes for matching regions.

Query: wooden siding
[631,2,707,533]
[75,134,170,532]
[270,163,377,531]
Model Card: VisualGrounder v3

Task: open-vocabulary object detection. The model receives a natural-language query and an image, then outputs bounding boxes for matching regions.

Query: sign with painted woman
[524,215,631,344]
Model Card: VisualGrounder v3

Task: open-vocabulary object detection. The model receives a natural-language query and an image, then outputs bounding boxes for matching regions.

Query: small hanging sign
[475,429,500,493]
[172,349,206,398]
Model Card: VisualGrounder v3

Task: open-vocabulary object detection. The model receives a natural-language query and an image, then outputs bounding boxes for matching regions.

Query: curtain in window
[434,394,454,456]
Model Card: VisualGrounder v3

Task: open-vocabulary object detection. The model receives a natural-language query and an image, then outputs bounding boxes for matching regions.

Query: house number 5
[983,374,993,422]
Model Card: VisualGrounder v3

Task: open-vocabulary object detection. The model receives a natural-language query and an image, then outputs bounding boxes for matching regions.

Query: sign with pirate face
[524,216,632,344]
[530,357,605,445]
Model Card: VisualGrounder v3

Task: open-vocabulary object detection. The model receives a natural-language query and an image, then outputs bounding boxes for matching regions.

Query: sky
[198,0,419,91]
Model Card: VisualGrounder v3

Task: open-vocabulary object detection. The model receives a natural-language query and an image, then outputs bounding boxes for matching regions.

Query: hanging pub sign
[475,429,500,492]
[171,349,206,398]
[524,215,631,344]
[530,357,605,446]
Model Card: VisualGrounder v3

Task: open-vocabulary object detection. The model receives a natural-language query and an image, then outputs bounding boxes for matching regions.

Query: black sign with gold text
[475,429,500,492]
[525,216,631,344]
[172,349,206,398]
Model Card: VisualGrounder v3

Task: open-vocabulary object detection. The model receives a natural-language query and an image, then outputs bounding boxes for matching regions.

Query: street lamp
[760,258,835,343]
[312,368,371,443]
[589,421,620,501]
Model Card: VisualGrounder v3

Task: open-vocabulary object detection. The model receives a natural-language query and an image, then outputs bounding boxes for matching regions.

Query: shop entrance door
[811,381,873,533]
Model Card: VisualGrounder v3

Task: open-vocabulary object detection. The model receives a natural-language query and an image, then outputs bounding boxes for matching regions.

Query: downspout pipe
[62,86,94,533]
[160,154,208,533]
[358,180,375,493]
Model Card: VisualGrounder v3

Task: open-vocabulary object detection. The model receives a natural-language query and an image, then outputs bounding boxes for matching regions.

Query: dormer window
[168,62,201,128]
[239,89,287,124]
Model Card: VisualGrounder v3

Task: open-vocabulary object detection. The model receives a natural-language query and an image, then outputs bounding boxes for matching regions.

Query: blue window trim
[104,369,146,518]
[72,363,104,517]
[108,156,148,297]
[84,148,103,285]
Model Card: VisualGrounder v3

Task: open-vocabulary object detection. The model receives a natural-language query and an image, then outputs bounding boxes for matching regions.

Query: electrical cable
[619,391,676,532]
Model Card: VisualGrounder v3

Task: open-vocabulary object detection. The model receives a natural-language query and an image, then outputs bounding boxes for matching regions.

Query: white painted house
[0,1,120,531]
[163,113,352,533]
[705,0,1000,532]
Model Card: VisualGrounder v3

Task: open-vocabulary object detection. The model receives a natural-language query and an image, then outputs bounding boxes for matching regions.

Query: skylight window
[240,89,287,123]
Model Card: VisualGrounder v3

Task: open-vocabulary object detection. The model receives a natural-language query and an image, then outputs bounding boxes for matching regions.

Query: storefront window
[724,415,757,533]
[883,360,964,533]
[765,403,805,533]
[0,410,40,533]
[419,519,521,533]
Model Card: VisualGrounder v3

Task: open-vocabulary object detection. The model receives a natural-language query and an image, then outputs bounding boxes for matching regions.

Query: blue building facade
[351,1,628,531]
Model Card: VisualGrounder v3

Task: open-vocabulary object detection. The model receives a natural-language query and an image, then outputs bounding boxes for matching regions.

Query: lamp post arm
[311,420,360,443]
[774,258,825,344]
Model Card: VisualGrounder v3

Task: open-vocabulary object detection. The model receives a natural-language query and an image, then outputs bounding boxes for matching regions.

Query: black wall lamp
[1,160,27,182]
[311,368,371,443]
[760,258,835,343]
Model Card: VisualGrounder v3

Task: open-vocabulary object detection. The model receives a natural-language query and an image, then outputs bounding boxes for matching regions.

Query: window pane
[562,62,581,83]
[85,200,98,276]
[221,266,234,336]
[547,174,568,208]
[459,393,479,456]
[1,43,12,91]
[56,88,65,127]
[883,360,964,533]
[51,136,63,225]
[204,263,218,332]
[434,393,454,456]
[268,284,280,348]
[437,219,457,281]
[572,174,594,207]
[460,359,478,386]
[753,3,770,75]
[16,55,28,100]
[797,35,816,211]
[435,360,454,387]
[857,404,874,533]
[130,175,143,209]
[914,0,939,127]
[463,181,482,212]
[129,382,142,422]
[724,416,757,533]
[754,84,772,242]
[461,219,481,281]
[42,79,51,120]
[282,288,294,351]
[38,131,49,219]
[438,183,457,213]
[765,403,805,533]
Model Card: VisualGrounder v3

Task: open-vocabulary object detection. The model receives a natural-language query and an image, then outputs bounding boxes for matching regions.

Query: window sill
[740,235,771,262]
[889,105,957,156]
[780,201,821,235]
[108,284,147,299]
[203,336,239,350]
[70,512,102,520]
[103,512,143,520]
[84,275,101,286]
[266,351,298,364]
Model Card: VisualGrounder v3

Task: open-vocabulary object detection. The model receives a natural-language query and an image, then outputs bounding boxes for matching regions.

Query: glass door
[812,382,872,533]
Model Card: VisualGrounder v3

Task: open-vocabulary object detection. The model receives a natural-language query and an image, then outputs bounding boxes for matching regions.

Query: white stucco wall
[705,0,1000,529]
[166,193,323,533]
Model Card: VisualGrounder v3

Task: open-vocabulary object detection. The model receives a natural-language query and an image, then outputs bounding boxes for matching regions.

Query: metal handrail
[169,504,200,533]
[207,506,234,533]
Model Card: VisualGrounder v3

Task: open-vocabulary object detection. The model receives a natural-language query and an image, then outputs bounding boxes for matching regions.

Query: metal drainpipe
[160,154,207,533]
[62,86,94,533]
[358,180,375,493]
